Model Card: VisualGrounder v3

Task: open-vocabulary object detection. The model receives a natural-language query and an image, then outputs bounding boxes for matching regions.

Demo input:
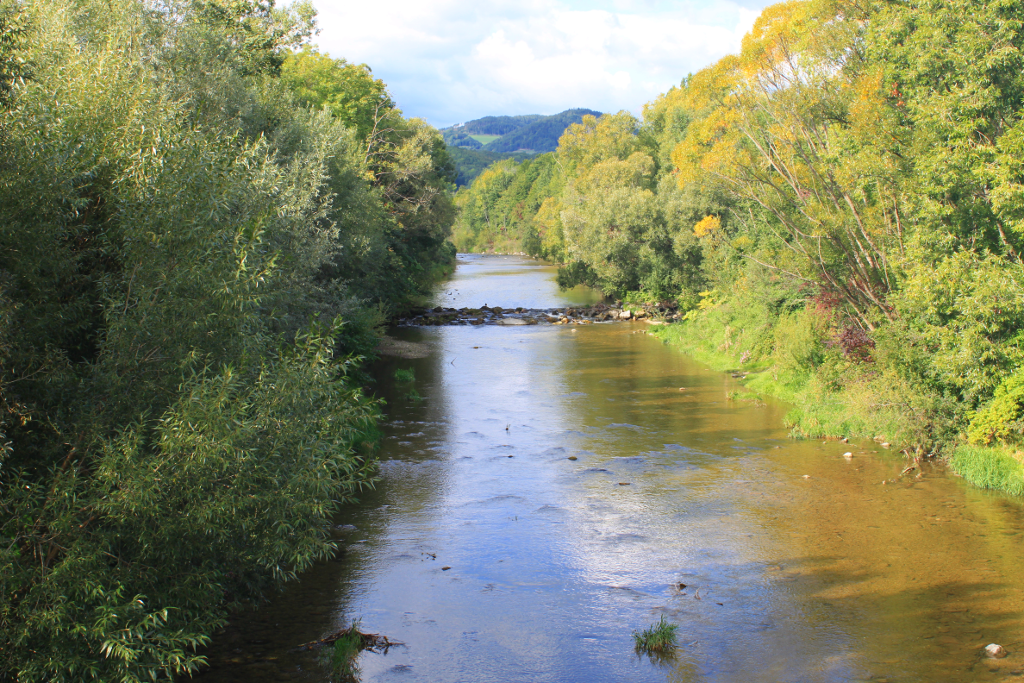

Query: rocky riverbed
[400,302,682,326]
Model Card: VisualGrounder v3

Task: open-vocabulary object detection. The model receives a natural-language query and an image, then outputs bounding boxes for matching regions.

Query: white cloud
[311,0,774,128]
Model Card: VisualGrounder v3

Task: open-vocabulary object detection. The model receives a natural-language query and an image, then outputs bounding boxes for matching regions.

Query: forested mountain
[0,1,455,679]
[444,109,601,153]
[453,0,1024,497]
[443,109,601,185]
[451,114,546,136]
[483,109,602,153]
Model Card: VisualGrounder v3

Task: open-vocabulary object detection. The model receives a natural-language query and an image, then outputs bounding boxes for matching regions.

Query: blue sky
[312,0,777,129]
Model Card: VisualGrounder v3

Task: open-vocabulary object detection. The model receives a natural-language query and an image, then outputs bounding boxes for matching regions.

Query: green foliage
[281,46,395,141]
[447,148,537,187]
[0,0,454,678]
[632,615,678,654]
[451,153,566,256]
[968,370,1024,446]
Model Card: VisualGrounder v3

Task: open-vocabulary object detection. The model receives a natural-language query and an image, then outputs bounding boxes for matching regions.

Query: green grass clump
[393,368,415,383]
[633,615,678,654]
[325,623,364,683]
[950,445,1024,496]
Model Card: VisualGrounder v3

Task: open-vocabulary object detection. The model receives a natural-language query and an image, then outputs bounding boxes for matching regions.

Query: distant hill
[483,109,601,153]
[454,114,546,136]
[443,109,601,153]
[442,109,602,185]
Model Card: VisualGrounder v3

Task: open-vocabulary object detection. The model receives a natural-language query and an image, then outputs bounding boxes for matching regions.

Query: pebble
[802,475,811,479]
[441,566,451,571]
[568,456,578,461]
[618,482,631,486]
[985,643,1007,658]
[843,452,853,458]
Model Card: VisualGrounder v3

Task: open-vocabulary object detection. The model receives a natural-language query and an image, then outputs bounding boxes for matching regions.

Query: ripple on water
[455,494,529,509]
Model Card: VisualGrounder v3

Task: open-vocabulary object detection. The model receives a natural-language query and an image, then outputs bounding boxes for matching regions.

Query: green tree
[0,0,455,678]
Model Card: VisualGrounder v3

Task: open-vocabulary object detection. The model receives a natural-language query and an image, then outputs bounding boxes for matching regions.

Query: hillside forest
[443,109,602,186]
[452,0,1024,495]
[0,0,456,679]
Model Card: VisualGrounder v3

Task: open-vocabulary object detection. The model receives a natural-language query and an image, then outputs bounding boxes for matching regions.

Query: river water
[196,254,1024,683]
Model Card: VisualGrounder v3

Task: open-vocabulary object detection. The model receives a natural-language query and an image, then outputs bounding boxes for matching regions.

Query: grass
[469,134,501,145]
[325,622,364,683]
[949,444,1024,496]
[633,615,678,655]
[393,368,415,383]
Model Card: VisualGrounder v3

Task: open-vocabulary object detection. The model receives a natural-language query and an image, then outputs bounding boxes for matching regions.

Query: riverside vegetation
[452,0,1024,495]
[0,0,456,679]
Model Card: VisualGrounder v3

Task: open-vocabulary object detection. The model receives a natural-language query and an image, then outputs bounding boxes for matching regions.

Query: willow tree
[671,0,905,329]
[0,0,420,679]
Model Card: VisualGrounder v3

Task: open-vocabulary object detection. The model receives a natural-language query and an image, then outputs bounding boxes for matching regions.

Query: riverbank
[650,312,1024,499]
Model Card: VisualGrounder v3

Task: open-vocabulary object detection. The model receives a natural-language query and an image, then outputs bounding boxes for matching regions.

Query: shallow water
[195,255,1024,683]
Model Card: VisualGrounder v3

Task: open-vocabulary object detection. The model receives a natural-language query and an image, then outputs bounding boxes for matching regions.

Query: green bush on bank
[0,0,455,679]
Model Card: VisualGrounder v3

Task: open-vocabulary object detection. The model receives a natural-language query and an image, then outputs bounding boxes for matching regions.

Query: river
[195,254,1024,682]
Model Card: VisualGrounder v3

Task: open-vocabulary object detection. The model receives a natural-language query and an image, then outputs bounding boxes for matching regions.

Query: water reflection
[195,256,1024,683]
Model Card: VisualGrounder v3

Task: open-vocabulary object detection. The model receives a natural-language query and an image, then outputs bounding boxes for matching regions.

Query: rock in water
[497,317,527,325]
[985,643,1007,658]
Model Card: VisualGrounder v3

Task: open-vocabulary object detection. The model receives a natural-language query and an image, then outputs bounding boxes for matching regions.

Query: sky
[311,0,777,129]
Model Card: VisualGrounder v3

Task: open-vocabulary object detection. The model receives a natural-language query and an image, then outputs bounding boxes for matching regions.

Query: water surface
[196,255,1024,683]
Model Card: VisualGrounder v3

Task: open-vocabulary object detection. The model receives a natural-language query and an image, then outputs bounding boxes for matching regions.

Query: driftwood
[294,625,402,653]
